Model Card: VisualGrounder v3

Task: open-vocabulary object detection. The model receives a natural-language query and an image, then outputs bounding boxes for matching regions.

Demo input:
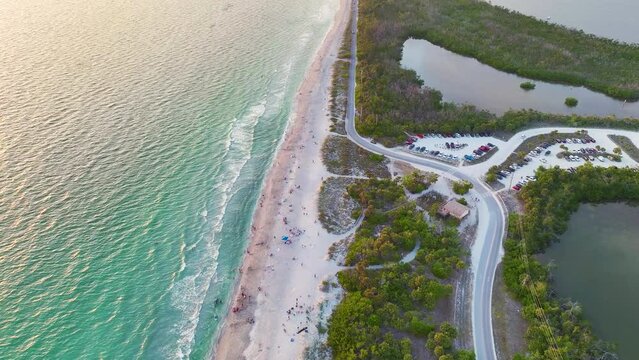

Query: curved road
[343,1,504,358]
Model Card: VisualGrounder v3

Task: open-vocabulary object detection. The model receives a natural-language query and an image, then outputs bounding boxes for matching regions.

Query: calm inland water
[541,203,639,359]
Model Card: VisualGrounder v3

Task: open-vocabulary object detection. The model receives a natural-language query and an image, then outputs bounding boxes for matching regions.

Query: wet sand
[213,0,352,358]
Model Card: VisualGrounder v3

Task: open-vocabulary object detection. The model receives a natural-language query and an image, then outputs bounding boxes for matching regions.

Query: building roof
[439,200,470,220]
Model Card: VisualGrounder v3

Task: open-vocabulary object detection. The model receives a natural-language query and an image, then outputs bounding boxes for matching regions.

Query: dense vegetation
[328,178,473,359]
[451,180,472,195]
[502,165,639,359]
[520,82,536,91]
[356,0,639,144]
[564,97,579,107]
[608,134,639,162]
[401,171,438,194]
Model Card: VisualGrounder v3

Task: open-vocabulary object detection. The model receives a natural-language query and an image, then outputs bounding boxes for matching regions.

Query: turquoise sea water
[0,0,337,358]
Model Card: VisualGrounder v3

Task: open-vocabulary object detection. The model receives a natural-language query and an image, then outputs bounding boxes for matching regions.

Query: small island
[519,81,536,90]
[565,97,579,107]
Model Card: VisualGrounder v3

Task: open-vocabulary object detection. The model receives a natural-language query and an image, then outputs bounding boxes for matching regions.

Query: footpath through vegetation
[317,17,475,358]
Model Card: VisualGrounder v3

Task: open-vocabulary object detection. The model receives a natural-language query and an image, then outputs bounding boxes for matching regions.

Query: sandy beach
[214,0,352,358]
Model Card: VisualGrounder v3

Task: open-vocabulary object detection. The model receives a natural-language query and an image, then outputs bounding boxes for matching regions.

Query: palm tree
[563,300,582,319]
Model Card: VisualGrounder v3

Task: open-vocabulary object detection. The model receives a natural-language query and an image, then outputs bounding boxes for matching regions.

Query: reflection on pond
[400,39,639,118]
[486,0,639,44]
[541,203,639,360]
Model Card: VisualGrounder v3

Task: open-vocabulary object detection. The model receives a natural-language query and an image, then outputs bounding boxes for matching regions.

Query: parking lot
[404,133,505,164]
[399,129,639,192]
[495,134,637,191]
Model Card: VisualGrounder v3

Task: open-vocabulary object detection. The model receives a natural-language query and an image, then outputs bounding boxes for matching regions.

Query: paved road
[343,1,504,358]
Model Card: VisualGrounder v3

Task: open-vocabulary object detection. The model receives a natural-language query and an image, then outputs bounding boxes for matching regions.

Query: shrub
[452,180,473,195]
[402,171,430,193]
[565,97,579,107]
[369,153,385,162]
[520,81,536,90]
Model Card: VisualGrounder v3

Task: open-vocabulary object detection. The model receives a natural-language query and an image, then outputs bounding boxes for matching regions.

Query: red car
[512,185,522,191]
[416,134,424,138]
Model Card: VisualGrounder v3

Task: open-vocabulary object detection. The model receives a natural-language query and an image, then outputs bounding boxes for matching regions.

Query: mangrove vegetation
[356,0,639,145]
[502,165,639,359]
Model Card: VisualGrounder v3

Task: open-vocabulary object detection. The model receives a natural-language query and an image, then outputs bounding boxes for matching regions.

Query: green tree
[402,171,429,193]
[452,180,473,195]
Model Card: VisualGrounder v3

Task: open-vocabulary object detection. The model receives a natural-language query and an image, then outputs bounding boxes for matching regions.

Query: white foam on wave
[165,99,268,360]
[165,8,335,356]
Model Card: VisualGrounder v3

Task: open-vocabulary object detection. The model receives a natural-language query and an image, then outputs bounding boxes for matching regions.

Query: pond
[487,0,639,44]
[400,39,639,118]
[541,203,639,359]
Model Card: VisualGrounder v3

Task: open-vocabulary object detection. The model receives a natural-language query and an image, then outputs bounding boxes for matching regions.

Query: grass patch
[327,11,354,135]
[328,60,349,135]
[318,177,362,234]
[337,16,353,59]
[321,135,391,178]
[608,134,639,162]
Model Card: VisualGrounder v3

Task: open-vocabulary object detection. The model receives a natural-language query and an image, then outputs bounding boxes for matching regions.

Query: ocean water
[0,0,338,359]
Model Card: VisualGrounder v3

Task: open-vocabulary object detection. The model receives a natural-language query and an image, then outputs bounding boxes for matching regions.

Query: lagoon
[487,0,639,44]
[401,39,639,118]
[541,203,639,359]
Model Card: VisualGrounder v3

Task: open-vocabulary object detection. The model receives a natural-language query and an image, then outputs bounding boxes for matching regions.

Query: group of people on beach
[231,288,251,313]
[282,296,313,343]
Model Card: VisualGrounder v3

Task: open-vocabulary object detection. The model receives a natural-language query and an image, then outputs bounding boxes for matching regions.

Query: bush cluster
[328,178,473,359]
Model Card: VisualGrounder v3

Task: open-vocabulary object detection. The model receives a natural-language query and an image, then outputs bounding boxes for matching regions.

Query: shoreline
[213,0,352,358]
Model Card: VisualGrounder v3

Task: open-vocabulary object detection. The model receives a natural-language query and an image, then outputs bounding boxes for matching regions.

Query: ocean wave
[166,98,268,359]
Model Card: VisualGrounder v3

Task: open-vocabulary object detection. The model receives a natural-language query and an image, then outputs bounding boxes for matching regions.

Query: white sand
[214,0,352,358]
